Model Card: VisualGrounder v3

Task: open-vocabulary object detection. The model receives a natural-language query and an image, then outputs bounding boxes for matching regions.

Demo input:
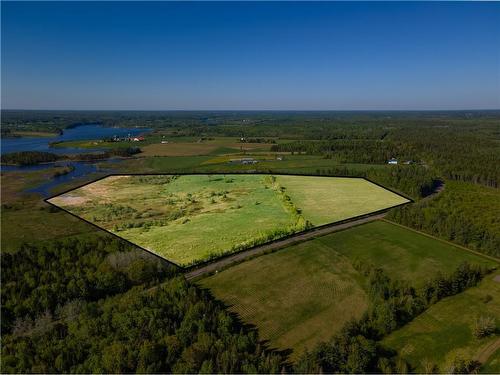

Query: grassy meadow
[317,220,497,285]
[199,240,369,357]
[47,174,406,266]
[276,175,408,225]
[382,271,500,372]
[1,169,98,251]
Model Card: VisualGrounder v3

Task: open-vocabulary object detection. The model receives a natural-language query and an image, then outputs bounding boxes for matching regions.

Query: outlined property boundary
[44,172,414,271]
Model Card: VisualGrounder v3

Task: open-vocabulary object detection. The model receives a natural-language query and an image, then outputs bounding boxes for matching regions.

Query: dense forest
[1,148,141,166]
[1,238,285,373]
[271,124,499,189]
[388,181,500,258]
[1,237,172,335]
[1,151,60,166]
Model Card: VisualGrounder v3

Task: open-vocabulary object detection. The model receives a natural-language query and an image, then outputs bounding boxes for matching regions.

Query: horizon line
[3,108,500,112]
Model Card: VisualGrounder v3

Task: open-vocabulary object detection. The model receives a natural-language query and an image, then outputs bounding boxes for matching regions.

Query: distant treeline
[72,147,141,161]
[2,111,498,187]
[239,138,277,144]
[1,148,141,166]
[1,151,60,166]
[271,139,417,164]
[270,122,499,188]
[387,127,500,188]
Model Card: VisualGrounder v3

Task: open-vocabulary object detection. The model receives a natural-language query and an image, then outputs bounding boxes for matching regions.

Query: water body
[3,159,126,197]
[26,160,127,197]
[1,124,147,195]
[1,124,148,155]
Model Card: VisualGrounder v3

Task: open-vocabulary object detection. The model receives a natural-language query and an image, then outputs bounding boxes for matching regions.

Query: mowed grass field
[199,240,369,357]
[139,137,274,157]
[200,220,498,358]
[48,174,407,266]
[276,175,409,225]
[382,271,500,372]
[317,220,497,285]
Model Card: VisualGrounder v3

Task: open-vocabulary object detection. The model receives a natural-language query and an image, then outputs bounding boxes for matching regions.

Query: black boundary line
[44,172,414,271]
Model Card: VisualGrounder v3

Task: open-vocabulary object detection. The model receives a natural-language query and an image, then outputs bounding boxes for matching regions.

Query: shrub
[473,315,496,338]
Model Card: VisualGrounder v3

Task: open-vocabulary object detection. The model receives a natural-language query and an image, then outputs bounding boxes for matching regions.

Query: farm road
[475,337,500,365]
[185,212,387,280]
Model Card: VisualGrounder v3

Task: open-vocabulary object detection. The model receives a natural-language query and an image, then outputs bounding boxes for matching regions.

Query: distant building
[228,157,258,165]
[388,158,398,165]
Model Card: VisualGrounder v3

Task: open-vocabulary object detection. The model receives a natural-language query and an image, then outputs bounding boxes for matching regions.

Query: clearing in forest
[47,174,408,266]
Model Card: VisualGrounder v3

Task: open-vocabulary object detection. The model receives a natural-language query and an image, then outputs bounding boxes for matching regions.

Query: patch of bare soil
[49,195,89,206]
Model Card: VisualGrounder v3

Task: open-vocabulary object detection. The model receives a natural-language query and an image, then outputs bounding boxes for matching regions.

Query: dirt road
[475,337,500,365]
[185,212,387,280]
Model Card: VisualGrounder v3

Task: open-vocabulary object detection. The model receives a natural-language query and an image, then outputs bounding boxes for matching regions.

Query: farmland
[47,174,408,266]
[139,137,275,156]
[199,240,369,357]
[275,175,406,225]
[317,220,497,285]
[199,220,498,358]
[382,271,500,372]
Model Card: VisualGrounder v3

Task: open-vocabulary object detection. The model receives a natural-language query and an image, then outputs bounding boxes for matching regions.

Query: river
[1,124,149,196]
[1,124,147,155]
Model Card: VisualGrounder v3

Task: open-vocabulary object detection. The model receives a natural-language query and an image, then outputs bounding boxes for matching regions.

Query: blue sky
[2,1,499,110]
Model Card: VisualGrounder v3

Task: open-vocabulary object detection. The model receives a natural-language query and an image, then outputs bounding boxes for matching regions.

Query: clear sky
[1,1,499,110]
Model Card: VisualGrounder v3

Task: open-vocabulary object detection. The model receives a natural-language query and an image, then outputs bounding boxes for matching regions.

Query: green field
[317,220,497,285]
[383,272,500,372]
[276,175,406,225]
[200,220,498,358]
[199,240,369,357]
[1,170,98,251]
[47,174,407,266]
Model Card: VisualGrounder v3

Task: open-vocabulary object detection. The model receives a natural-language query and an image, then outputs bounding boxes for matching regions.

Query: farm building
[228,158,258,165]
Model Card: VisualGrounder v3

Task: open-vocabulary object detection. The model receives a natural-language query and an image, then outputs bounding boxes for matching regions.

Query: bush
[473,315,496,338]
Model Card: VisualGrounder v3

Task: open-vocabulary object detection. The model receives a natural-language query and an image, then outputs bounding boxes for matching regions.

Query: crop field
[382,271,500,372]
[199,240,369,357]
[47,174,408,266]
[317,220,497,285]
[199,220,498,358]
[139,137,274,157]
